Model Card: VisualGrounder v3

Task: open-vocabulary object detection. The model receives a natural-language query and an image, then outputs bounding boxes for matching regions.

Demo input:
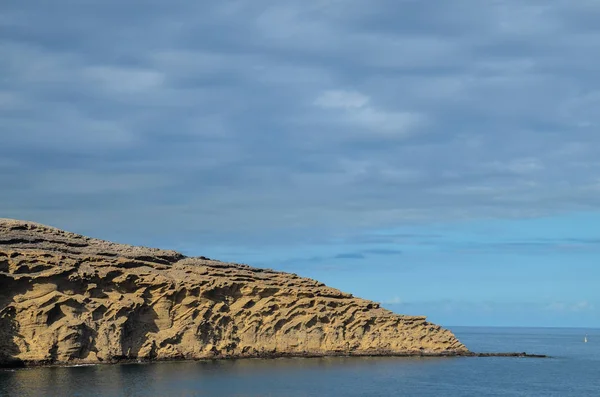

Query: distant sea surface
[1,327,599,396]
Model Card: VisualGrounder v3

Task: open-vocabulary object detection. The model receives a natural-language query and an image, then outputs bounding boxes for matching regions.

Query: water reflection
[0,356,453,397]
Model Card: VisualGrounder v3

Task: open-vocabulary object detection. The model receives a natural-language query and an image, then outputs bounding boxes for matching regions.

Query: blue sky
[1,0,599,327]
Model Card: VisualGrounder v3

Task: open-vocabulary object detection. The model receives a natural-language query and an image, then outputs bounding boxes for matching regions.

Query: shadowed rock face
[0,219,468,366]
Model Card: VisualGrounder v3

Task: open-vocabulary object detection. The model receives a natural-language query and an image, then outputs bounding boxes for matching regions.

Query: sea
[1,327,598,397]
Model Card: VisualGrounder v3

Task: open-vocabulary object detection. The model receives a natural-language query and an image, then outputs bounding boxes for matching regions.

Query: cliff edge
[0,219,468,367]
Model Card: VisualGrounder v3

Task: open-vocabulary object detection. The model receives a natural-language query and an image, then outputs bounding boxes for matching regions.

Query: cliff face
[0,219,468,366]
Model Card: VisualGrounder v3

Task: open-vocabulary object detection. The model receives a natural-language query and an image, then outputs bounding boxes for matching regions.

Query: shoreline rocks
[0,351,549,369]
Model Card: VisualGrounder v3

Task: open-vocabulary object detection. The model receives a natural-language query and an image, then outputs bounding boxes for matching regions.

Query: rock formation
[0,219,468,367]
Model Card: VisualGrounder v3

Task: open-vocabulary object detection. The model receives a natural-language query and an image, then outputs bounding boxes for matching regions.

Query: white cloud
[351,107,423,135]
[546,301,595,312]
[0,90,23,110]
[487,158,545,174]
[84,66,165,93]
[314,89,424,137]
[383,296,402,304]
[314,90,369,109]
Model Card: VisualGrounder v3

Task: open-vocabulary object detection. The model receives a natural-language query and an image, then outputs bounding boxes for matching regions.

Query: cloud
[314,90,369,109]
[485,158,544,175]
[546,301,596,312]
[331,248,403,260]
[314,89,424,137]
[383,297,402,304]
[438,236,600,256]
[381,299,600,327]
[334,253,365,260]
[83,66,165,94]
[280,247,404,266]
[1,0,600,247]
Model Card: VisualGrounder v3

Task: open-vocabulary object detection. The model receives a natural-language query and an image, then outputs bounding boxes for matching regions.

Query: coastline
[0,350,548,369]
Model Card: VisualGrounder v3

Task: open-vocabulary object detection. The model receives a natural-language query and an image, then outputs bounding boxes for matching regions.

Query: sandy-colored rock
[0,218,468,366]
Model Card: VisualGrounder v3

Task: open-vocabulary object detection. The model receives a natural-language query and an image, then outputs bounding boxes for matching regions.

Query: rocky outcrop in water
[0,219,468,367]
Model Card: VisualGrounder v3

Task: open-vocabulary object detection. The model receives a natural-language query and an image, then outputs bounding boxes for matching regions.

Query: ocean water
[1,327,599,397]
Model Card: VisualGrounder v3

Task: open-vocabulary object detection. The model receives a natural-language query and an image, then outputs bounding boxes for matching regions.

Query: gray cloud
[279,248,404,267]
[2,0,600,246]
[334,253,365,260]
[333,248,403,260]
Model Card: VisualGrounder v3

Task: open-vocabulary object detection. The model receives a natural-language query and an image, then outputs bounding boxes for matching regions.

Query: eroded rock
[0,218,468,366]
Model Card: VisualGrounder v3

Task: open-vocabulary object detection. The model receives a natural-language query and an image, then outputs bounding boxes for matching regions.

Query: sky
[1,0,599,328]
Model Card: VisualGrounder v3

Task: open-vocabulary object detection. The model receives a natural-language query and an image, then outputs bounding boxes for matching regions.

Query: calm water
[1,327,599,396]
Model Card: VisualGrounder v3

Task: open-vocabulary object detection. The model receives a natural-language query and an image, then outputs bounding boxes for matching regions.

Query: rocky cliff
[0,219,468,367]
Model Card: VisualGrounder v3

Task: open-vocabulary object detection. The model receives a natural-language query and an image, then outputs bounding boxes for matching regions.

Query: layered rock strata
[0,219,468,366]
